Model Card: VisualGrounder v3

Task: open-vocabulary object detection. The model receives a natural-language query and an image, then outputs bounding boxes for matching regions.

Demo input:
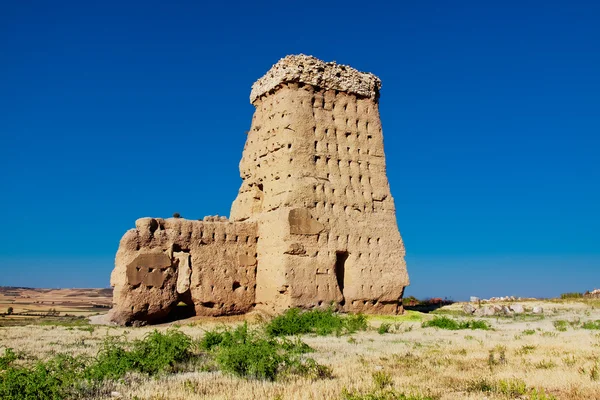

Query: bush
[0,349,17,370]
[265,308,367,337]
[201,323,330,381]
[378,323,392,334]
[497,378,527,397]
[0,329,196,399]
[372,371,393,389]
[0,354,88,400]
[467,377,527,397]
[342,387,434,400]
[87,329,193,380]
[422,316,490,330]
[6,307,13,316]
[553,320,568,332]
[0,324,333,397]
[560,292,583,299]
[582,320,600,330]
[173,212,181,218]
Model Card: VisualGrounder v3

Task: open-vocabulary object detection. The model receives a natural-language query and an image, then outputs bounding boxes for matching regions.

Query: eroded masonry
[108,55,409,325]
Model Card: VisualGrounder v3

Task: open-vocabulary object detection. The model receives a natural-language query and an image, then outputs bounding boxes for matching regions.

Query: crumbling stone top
[250,54,382,104]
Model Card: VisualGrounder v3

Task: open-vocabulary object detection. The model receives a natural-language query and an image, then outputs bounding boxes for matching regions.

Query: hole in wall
[161,291,196,323]
[334,251,349,306]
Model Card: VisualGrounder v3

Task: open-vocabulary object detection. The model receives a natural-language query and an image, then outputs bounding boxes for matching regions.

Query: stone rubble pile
[462,303,542,316]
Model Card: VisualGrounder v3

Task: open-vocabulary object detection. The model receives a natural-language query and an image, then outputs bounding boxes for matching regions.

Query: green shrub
[86,329,193,381]
[560,292,583,299]
[0,349,17,370]
[553,320,568,332]
[497,378,527,397]
[534,360,556,369]
[216,336,286,380]
[422,316,490,330]
[516,345,537,355]
[202,323,330,381]
[0,329,197,399]
[372,371,393,389]
[265,308,367,337]
[0,324,332,397]
[378,323,392,335]
[466,320,491,330]
[466,377,494,393]
[522,329,536,335]
[467,377,528,397]
[582,320,600,330]
[528,388,557,400]
[341,387,434,400]
[0,354,88,400]
[129,329,192,375]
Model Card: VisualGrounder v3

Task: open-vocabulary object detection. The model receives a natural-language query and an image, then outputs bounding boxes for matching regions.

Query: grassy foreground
[0,301,599,399]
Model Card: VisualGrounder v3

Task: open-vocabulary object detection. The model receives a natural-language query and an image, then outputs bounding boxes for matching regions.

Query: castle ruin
[108,55,409,325]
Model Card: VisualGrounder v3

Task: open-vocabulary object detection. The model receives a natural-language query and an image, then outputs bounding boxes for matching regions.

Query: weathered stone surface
[108,55,409,325]
[475,306,496,316]
[500,305,513,316]
[250,54,381,104]
[510,304,524,314]
[174,252,191,295]
[463,304,476,314]
[288,208,324,235]
[532,306,544,314]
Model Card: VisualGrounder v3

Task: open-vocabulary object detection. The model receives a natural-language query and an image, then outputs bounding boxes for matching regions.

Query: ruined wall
[109,217,257,325]
[230,55,409,314]
[109,55,409,325]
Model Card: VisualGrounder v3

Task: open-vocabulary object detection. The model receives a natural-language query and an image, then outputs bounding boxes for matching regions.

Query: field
[0,287,112,328]
[1,296,600,399]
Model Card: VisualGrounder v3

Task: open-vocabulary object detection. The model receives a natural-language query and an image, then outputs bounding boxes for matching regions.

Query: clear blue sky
[1,1,598,300]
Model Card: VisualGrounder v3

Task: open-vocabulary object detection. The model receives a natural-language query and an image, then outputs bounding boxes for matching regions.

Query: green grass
[265,308,368,337]
[369,310,424,323]
[0,315,93,328]
[422,316,490,331]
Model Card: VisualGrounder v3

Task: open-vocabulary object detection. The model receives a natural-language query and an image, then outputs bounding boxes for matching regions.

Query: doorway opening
[335,251,349,305]
[163,291,196,323]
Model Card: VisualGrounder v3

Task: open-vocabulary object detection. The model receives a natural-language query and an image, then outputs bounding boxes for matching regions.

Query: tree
[7,307,13,315]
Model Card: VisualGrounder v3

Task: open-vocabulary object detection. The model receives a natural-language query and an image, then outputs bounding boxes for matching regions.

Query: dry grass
[1,299,599,399]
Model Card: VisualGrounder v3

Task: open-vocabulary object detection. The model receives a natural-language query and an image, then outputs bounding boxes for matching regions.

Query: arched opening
[162,291,196,323]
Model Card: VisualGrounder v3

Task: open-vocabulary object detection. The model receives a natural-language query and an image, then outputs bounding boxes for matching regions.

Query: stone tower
[230,55,408,314]
[108,55,408,325]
